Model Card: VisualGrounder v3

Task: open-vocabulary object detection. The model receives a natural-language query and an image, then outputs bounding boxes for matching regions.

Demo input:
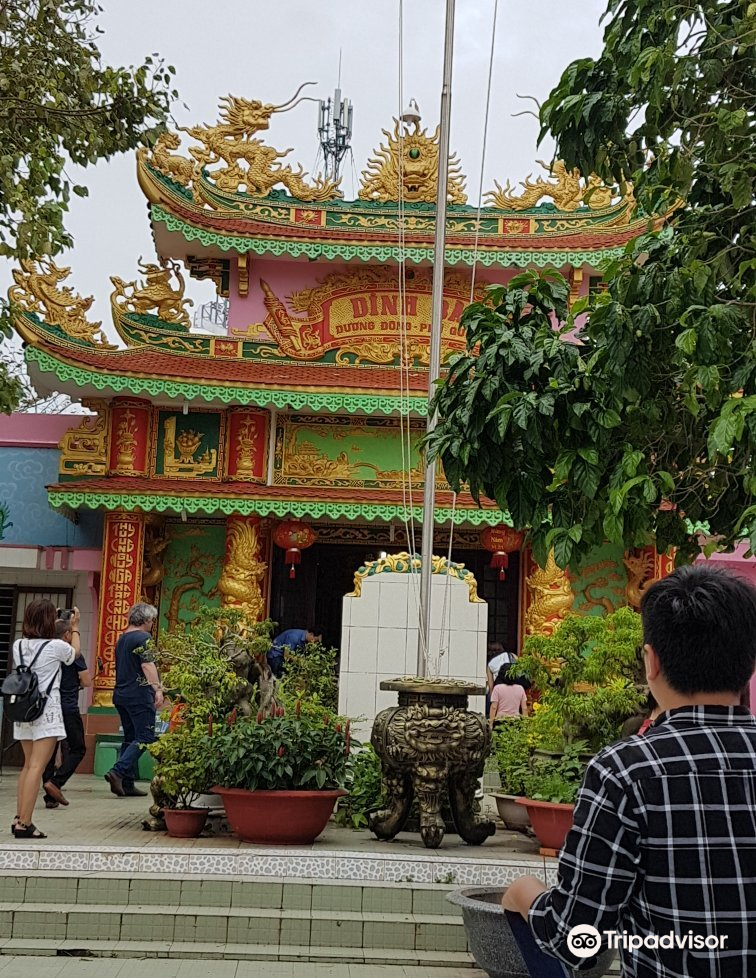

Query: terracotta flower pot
[163,807,209,838]
[490,793,530,833]
[516,798,574,850]
[214,787,347,845]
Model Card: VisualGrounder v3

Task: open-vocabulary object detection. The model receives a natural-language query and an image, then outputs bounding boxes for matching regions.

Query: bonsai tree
[144,606,276,825]
[278,640,339,713]
[155,606,276,720]
[514,607,645,751]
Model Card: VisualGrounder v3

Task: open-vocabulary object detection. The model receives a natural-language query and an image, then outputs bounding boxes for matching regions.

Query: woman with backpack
[9,599,82,838]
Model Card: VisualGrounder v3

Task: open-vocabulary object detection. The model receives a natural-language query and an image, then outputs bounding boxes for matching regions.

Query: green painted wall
[570,542,628,617]
[158,519,226,634]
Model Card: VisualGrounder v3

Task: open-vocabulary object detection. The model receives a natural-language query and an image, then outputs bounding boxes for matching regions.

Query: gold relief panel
[108,399,151,476]
[58,399,110,476]
[152,408,225,480]
[274,414,447,491]
[225,409,269,482]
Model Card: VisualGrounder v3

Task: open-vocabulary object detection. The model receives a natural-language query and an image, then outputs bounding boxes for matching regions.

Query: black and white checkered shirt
[530,705,756,978]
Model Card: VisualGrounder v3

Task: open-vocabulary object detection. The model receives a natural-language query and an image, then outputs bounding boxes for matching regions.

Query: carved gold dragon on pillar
[623,548,658,610]
[524,550,575,636]
[218,519,267,622]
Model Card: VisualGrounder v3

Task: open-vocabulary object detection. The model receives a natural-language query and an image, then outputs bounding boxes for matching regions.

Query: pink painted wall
[0,413,80,448]
[702,545,756,713]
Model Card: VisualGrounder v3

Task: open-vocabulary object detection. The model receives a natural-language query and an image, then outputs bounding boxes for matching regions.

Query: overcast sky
[1,0,607,334]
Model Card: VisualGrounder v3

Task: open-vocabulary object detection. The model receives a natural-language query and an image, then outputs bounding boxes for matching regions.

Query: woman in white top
[12,599,82,839]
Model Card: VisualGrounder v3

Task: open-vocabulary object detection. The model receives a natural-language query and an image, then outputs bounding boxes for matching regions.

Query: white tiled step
[0,939,475,968]
[0,903,468,954]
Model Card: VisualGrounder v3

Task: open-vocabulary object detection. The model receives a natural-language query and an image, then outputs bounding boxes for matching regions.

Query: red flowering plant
[206,698,353,792]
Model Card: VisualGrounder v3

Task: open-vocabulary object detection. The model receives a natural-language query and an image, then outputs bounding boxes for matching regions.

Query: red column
[93,511,146,707]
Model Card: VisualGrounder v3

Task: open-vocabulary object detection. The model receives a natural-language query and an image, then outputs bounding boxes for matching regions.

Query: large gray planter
[490,792,531,833]
[447,886,615,978]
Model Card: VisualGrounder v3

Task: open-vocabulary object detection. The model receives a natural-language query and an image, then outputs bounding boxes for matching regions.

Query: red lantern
[273,519,317,579]
[480,526,525,581]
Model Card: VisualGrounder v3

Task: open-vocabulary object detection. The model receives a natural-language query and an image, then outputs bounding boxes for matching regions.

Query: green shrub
[147,723,214,808]
[207,703,350,792]
[279,641,339,713]
[335,745,385,829]
[514,607,645,751]
[492,718,531,796]
[522,741,589,805]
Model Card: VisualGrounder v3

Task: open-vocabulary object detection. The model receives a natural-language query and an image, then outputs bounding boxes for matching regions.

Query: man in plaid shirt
[503,564,756,977]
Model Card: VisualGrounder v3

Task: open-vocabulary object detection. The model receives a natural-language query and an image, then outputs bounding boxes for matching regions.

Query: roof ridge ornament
[9,259,114,348]
[110,257,193,330]
[358,118,467,205]
[486,159,633,213]
[141,85,343,204]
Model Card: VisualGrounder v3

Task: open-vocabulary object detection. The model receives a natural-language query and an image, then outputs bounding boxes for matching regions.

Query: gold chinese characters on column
[93,513,146,707]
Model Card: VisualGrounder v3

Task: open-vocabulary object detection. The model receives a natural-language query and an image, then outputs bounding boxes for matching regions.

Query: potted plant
[489,718,531,832]
[516,740,587,850]
[145,606,274,831]
[509,609,645,850]
[514,608,644,752]
[208,699,351,844]
[147,723,214,837]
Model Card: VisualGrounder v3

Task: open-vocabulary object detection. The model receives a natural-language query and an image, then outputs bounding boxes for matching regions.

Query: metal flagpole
[417,0,456,677]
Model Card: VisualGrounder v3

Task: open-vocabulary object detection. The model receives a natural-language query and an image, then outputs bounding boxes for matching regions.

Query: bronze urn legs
[369,684,495,849]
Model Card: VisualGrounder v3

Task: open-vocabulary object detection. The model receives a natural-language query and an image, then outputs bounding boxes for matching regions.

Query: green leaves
[430,0,756,567]
[208,708,351,793]
[0,0,179,412]
[0,0,178,262]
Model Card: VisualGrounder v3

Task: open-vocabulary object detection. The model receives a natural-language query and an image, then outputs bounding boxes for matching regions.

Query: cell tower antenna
[318,53,353,183]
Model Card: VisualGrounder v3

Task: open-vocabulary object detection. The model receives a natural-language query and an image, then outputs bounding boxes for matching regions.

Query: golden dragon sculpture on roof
[486,159,631,213]
[9,259,114,347]
[110,257,193,328]
[142,83,341,204]
[358,118,467,205]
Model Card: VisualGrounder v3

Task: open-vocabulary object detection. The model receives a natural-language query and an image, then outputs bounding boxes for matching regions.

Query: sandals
[12,822,47,839]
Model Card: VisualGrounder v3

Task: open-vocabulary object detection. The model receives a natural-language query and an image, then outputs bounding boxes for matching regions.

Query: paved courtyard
[0,771,540,863]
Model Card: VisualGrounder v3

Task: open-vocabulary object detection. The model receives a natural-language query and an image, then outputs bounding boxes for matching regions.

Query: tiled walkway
[0,959,479,978]
[0,771,538,860]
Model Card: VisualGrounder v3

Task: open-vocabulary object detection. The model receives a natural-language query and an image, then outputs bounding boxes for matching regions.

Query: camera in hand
[57,608,74,621]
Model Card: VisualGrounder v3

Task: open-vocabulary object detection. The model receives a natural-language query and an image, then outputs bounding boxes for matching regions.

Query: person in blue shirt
[104,602,163,798]
[268,627,320,678]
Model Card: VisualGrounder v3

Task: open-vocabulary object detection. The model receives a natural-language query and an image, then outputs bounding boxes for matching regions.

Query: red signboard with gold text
[253,267,488,364]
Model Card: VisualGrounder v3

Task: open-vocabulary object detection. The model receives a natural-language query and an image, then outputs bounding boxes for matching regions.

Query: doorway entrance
[269,542,520,656]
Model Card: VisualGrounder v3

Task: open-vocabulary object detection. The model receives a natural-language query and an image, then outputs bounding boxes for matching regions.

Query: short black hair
[641,563,756,695]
